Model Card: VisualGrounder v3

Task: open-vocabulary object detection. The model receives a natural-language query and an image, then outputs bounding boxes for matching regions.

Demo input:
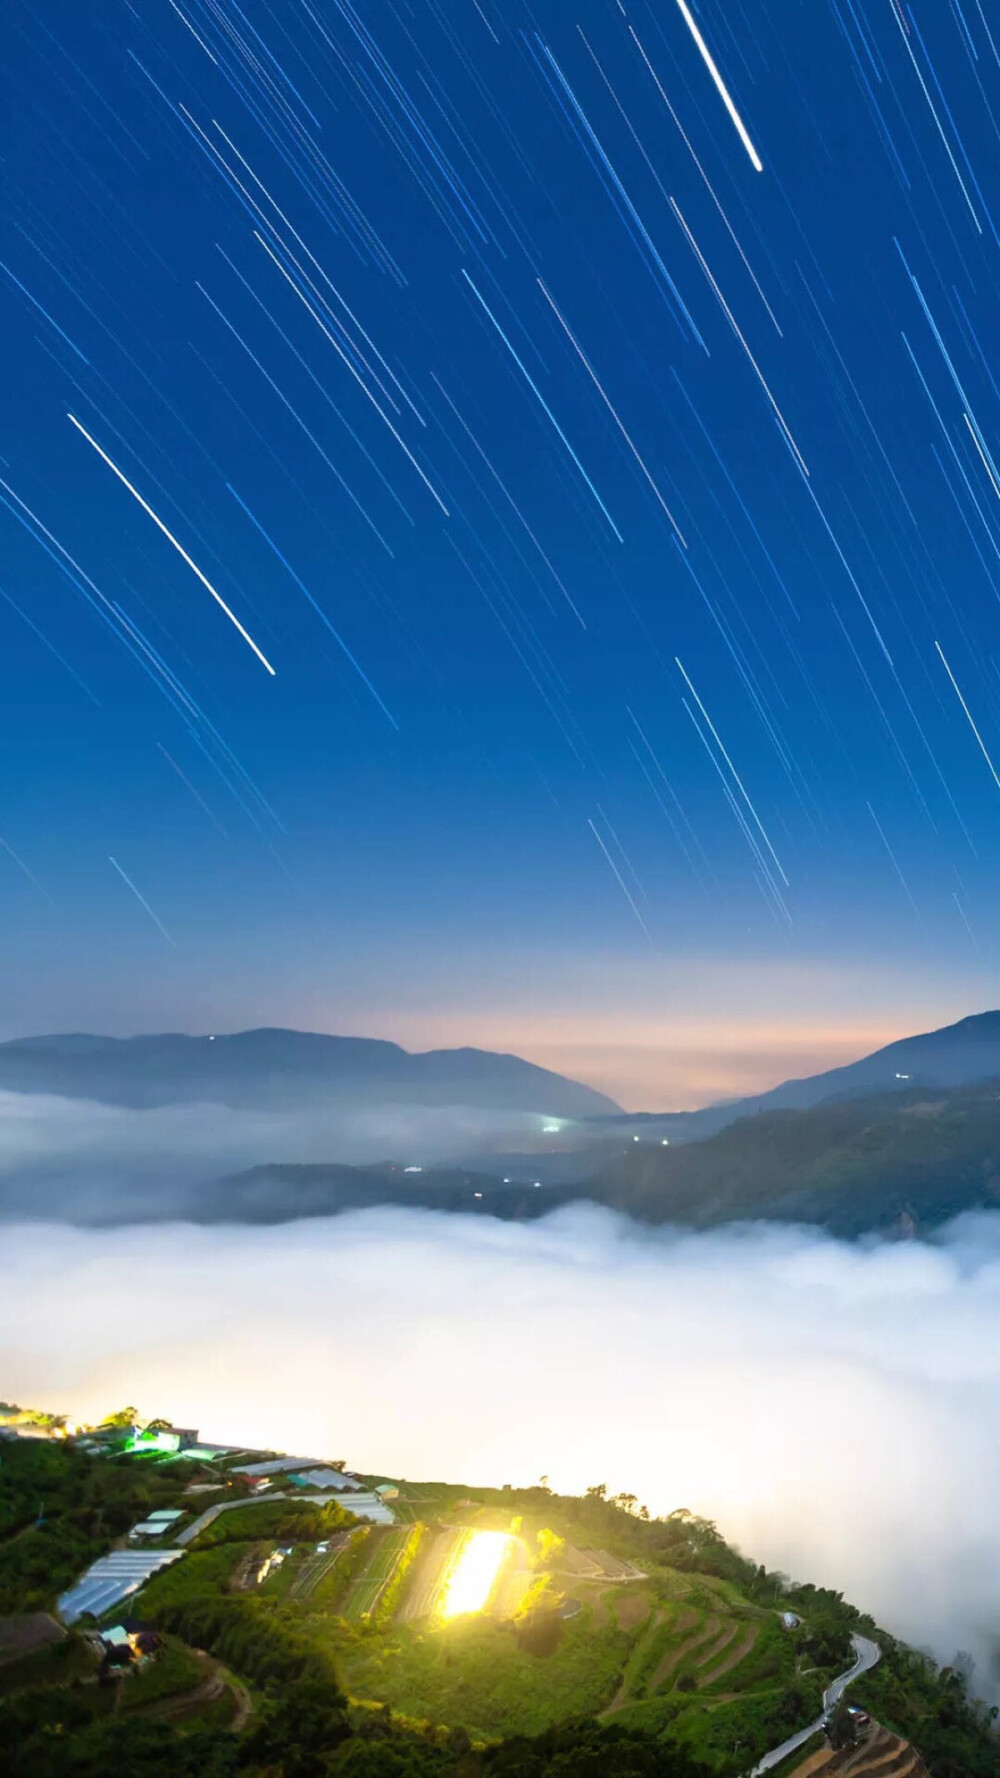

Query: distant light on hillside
[439,1531,511,1619]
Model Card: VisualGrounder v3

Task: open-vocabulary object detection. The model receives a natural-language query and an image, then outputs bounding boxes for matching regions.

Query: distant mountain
[0,1029,620,1118]
[587,1009,1000,1144]
[591,1076,1000,1236]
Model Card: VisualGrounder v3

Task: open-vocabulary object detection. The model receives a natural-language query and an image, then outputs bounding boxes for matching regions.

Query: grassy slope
[327,1602,630,1739]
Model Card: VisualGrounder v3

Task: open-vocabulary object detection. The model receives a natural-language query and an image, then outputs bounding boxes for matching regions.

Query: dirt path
[141,1652,224,1720]
[227,1672,252,1731]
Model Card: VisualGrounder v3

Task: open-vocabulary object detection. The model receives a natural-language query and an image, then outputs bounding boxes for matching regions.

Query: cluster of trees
[155,1593,337,1693]
[0,1684,717,1778]
[196,1497,355,1548]
[0,1437,186,1611]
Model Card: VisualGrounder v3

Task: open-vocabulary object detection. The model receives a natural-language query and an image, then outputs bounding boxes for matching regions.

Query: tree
[535,1528,566,1568]
[241,1676,350,1777]
[826,1699,858,1752]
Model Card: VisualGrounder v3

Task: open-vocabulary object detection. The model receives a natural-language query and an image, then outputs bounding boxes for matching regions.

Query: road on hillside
[175,1491,300,1545]
[750,1632,880,1775]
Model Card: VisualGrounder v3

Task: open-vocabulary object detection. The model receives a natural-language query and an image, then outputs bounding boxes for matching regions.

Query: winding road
[750,1632,881,1775]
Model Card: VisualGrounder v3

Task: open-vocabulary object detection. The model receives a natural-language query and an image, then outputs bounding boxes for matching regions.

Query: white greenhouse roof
[231,1455,326,1476]
[58,1549,184,1624]
[288,1468,360,1492]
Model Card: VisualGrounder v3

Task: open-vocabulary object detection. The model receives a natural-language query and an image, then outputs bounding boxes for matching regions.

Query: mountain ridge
[0,1027,620,1118]
[583,1008,1000,1142]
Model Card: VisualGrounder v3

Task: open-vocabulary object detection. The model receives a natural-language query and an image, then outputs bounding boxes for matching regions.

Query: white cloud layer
[4,1205,1000,1690]
[0,1090,553,1216]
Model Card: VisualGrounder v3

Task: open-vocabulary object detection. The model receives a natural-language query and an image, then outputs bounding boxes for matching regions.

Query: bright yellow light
[439,1531,511,1619]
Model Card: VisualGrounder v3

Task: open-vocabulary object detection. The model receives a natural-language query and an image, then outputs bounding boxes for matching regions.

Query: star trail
[3,0,1000,1091]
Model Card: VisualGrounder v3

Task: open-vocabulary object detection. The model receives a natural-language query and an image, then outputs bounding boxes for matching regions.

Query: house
[780,1611,801,1630]
[99,1644,134,1679]
[375,1483,400,1502]
[119,1619,162,1657]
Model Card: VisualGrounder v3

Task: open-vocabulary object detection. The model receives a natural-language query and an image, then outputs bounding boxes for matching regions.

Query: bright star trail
[672,0,764,174]
[2,1,1000,1071]
[67,414,277,676]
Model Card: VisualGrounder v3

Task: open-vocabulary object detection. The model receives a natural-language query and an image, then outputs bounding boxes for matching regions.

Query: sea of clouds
[5,1201,1000,1693]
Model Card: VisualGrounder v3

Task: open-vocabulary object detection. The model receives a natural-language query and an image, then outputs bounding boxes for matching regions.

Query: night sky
[3,0,1000,1106]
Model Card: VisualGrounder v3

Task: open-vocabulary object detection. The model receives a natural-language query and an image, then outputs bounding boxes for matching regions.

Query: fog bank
[4,1206,999,1688]
[0,1090,553,1217]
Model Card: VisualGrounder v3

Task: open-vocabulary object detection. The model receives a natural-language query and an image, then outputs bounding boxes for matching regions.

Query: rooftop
[58,1549,183,1625]
[231,1455,328,1476]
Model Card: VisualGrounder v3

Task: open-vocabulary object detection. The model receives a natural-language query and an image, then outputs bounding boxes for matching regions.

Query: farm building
[330,1491,394,1525]
[288,1468,360,1492]
[128,1507,186,1539]
[232,1455,328,1477]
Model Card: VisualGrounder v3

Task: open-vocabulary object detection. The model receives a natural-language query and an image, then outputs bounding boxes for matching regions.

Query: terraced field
[787,1726,930,1778]
[605,1595,768,1713]
[288,1534,352,1600]
[342,1527,419,1622]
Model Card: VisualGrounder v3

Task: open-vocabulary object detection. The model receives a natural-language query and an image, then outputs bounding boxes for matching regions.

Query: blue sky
[3,0,1000,1103]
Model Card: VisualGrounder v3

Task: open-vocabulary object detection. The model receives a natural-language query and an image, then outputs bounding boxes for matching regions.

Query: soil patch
[0,1614,64,1661]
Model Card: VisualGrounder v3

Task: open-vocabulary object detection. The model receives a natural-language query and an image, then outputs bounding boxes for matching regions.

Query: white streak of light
[675,658,789,886]
[934,640,1000,793]
[463,271,623,542]
[587,818,652,942]
[108,856,176,946]
[668,202,808,478]
[673,0,763,171]
[67,415,276,676]
[537,278,687,546]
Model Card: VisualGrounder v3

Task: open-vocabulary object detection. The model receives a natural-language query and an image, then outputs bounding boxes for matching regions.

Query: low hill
[592,1079,1000,1235]
[0,1029,619,1118]
[185,1161,583,1225]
